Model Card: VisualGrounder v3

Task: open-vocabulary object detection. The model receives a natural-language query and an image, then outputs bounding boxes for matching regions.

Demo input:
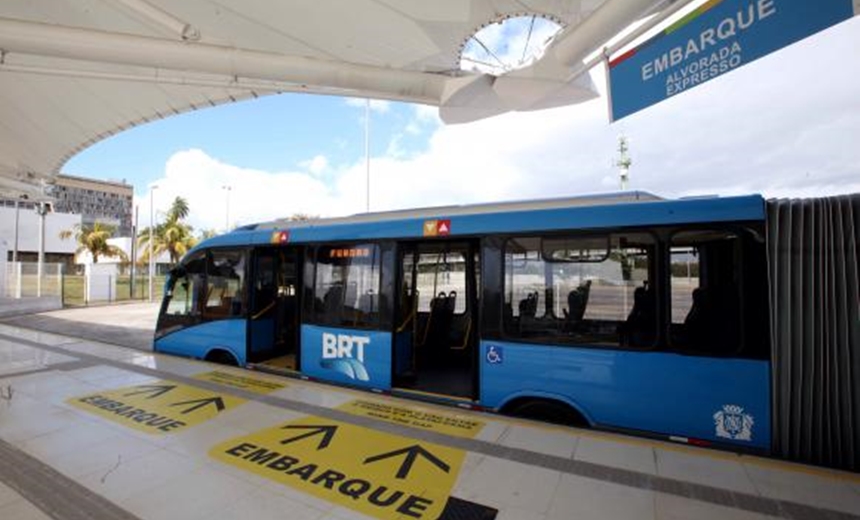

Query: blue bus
[154,191,860,470]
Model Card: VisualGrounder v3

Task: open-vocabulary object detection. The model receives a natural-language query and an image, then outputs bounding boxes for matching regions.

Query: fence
[3,262,63,298]
[2,262,165,306]
[62,273,165,306]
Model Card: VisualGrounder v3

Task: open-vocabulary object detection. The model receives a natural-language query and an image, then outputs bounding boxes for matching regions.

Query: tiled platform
[0,321,859,520]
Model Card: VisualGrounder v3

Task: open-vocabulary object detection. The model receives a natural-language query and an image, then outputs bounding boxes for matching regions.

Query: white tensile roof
[0,0,678,199]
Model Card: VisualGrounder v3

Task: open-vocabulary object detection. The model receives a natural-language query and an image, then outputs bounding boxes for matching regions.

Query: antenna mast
[616,135,632,191]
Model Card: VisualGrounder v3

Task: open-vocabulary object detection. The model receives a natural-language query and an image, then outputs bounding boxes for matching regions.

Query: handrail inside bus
[251,301,276,320]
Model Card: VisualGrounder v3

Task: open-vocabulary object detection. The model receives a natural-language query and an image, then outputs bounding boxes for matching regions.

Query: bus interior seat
[518,292,539,319]
[323,285,344,316]
[563,280,591,328]
[621,282,656,346]
[683,286,741,353]
[445,290,457,313]
[421,292,456,356]
[357,292,376,313]
[682,287,709,348]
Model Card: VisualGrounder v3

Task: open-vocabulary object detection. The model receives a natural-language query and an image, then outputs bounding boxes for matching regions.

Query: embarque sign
[608,0,857,120]
[210,416,467,520]
[68,380,245,434]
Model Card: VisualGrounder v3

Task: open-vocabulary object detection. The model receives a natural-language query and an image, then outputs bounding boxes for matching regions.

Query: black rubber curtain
[767,194,860,471]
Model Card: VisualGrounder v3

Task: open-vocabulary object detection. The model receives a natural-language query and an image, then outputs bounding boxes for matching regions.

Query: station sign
[608,0,857,120]
[210,416,469,520]
[68,380,245,434]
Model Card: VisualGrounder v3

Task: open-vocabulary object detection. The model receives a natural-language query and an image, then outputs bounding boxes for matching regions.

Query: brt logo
[321,333,371,382]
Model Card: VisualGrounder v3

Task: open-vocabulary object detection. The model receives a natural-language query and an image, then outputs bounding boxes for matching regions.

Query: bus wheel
[503,398,588,428]
[206,350,238,366]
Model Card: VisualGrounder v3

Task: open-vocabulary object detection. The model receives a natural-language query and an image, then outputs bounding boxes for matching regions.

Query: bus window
[504,238,547,322]
[203,249,246,320]
[164,251,205,318]
[670,229,768,358]
[310,244,381,329]
[415,250,468,314]
[503,233,655,348]
[155,251,206,338]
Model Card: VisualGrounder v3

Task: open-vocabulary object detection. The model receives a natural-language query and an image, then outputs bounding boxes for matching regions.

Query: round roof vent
[459,15,564,75]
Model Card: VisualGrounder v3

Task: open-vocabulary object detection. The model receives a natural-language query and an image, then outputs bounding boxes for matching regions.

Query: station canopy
[0,0,680,199]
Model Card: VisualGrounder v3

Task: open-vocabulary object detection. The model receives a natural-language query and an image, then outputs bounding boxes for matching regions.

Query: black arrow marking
[123,384,177,399]
[363,445,450,480]
[169,396,226,414]
[279,425,338,450]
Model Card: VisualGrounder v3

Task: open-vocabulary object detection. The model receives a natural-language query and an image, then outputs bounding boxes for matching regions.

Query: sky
[62,14,860,235]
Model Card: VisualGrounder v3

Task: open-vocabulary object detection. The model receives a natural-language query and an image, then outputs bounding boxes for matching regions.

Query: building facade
[51,174,134,236]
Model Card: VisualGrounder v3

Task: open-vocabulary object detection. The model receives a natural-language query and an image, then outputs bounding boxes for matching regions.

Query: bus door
[393,240,479,400]
[248,246,302,371]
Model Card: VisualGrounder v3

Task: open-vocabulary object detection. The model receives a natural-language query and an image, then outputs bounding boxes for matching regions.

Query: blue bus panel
[300,325,392,390]
[480,340,770,449]
[155,319,248,365]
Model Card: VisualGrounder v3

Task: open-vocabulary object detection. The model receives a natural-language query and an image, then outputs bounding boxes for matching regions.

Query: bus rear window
[669,228,769,358]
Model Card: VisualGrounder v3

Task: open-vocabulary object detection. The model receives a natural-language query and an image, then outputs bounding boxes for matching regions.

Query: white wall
[84,262,117,302]
[0,238,7,296]
[0,206,80,255]
[75,236,171,265]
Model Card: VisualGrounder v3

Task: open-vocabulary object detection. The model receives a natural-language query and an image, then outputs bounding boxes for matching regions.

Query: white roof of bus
[253,190,663,230]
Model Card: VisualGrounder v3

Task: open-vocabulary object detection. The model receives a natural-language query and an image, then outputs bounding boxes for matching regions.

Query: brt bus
[155,191,860,470]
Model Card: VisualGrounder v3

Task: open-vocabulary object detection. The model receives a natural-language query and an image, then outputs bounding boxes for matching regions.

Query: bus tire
[503,398,588,428]
[205,349,239,366]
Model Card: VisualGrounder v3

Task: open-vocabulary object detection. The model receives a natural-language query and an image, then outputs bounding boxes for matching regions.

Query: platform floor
[0,308,859,520]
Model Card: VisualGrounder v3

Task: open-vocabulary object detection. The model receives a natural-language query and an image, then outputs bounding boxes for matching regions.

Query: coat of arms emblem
[713,404,754,441]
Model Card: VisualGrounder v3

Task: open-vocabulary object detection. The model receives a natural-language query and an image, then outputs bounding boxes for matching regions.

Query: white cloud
[406,104,442,135]
[345,98,391,113]
[142,149,333,233]
[300,155,328,175]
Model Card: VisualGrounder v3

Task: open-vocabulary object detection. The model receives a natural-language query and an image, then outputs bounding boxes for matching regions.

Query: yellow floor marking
[67,380,245,434]
[193,370,286,395]
[339,399,485,439]
[210,415,465,520]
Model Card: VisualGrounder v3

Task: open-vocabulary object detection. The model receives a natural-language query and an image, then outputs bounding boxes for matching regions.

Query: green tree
[60,222,128,263]
[138,196,198,266]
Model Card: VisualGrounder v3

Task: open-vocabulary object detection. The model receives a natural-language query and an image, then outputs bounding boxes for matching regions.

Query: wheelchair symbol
[486,345,503,364]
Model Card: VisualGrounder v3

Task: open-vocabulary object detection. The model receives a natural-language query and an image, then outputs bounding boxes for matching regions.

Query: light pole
[35,202,49,297]
[12,196,25,263]
[148,185,158,302]
[222,185,231,232]
[365,98,370,212]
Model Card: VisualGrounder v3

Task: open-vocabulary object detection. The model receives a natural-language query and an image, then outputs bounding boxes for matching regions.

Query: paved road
[0,302,158,351]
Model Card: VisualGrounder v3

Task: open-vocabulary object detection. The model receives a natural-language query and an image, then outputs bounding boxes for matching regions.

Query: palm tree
[60,222,128,263]
[138,196,198,266]
[167,196,190,221]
